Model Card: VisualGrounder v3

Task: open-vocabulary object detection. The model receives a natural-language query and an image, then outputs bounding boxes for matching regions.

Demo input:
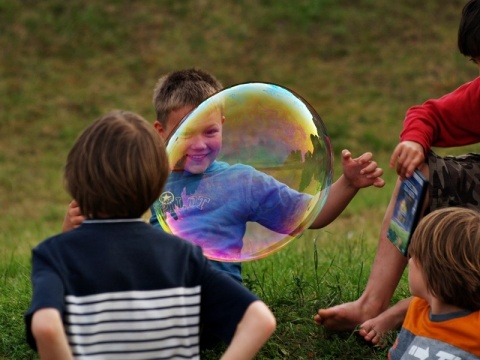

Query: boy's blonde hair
[65,110,169,219]
[409,207,480,310]
[152,68,223,127]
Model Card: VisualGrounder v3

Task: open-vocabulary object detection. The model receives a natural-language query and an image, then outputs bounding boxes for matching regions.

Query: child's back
[26,110,276,359]
[28,219,257,358]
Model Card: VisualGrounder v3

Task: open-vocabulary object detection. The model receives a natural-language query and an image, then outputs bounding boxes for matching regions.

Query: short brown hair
[65,110,169,219]
[152,68,223,127]
[409,207,480,310]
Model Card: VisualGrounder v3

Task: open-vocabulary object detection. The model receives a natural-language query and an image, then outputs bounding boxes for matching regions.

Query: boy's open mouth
[188,154,207,161]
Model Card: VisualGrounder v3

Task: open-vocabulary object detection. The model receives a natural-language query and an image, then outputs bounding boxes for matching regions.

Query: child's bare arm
[62,200,86,232]
[221,301,276,360]
[32,308,73,360]
[309,149,384,229]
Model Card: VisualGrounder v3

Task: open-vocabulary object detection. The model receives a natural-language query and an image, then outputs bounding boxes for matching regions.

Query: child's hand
[62,200,86,232]
[341,149,385,189]
[389,141,425,180]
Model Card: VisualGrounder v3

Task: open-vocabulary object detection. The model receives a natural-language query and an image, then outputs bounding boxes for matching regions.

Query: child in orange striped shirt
[388,207,480,359]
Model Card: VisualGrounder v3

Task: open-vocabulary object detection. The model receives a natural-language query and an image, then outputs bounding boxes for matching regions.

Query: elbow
[31,308,63,345]
[32,320,59,344]
[257,304,276,337]
[265,313,277,336]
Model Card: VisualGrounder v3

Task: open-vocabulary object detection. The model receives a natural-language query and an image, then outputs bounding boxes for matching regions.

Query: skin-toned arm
[309,149,385,229]
[31,308,73,360]
[61,200,86,232]
[389,141,426,180]
[220,301,276,360]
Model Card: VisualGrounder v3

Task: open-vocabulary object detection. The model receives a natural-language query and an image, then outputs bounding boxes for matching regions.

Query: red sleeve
[400,76,480,153]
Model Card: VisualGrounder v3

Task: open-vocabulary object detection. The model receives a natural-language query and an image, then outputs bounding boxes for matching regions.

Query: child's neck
[429,297,466,315]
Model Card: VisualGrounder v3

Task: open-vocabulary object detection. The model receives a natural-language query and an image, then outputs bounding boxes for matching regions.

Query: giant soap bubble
[152,82,333,261]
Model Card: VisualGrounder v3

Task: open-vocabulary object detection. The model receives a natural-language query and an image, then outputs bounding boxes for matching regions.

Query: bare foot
[314,299,384,332]
[358,298,411,345]
[358,326,382,345]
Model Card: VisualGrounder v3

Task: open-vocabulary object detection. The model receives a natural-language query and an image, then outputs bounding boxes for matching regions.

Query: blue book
[387,169,429,256]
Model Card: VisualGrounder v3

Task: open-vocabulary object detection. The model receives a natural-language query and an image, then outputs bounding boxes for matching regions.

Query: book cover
[387,169,429,256]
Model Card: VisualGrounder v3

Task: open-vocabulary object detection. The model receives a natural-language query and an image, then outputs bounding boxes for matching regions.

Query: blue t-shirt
[151,161,311,282]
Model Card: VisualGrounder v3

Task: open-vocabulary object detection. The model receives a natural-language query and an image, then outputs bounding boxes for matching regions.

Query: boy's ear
[154,120,166,138]
[221,115,225,124]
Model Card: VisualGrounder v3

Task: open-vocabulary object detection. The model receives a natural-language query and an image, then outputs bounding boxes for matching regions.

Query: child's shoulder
[207,161,256,176]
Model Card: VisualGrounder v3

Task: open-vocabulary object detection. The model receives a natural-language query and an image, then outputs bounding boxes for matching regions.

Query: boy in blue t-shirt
[150,100,386,284]
[63,68,386,284]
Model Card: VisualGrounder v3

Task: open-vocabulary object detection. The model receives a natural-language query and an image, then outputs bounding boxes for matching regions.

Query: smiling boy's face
[177,108,225,174]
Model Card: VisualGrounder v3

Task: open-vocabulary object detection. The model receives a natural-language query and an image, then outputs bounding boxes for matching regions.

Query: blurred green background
[1,0,478,358]
[1,0,476,228]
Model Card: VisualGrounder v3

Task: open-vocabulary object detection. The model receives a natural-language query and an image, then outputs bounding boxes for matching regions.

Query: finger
[72,215,86,228]
[341,149,352,161]
[405,154,425,178]
[367,167,384,178]
[389,148,400,169]
[360,161,378,173]
[69,207,82,217]
[373,178,386,188]
[367,168,385,183]
[356,152,373,165]
[405,164,416,179]
[396,157,408,179]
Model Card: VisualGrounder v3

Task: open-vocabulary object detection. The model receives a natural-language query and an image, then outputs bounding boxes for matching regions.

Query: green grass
[202,227,407,359]
[0,0,477,358]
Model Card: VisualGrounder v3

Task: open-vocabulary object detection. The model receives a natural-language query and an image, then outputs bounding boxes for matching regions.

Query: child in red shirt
[315,0,480,344]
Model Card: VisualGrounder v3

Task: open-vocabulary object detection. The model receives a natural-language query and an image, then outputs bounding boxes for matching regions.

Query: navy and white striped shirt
[25,219,257,359]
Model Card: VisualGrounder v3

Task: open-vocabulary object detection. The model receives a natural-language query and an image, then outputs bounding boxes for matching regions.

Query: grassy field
[0,0,478,358]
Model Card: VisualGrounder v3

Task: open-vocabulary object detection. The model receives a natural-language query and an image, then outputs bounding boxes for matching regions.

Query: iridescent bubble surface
[153,82,333,261]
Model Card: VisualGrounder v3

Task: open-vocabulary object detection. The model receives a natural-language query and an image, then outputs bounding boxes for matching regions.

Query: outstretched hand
[341,149,385,189]
[308,149,385,229]
[389,141,425,180]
